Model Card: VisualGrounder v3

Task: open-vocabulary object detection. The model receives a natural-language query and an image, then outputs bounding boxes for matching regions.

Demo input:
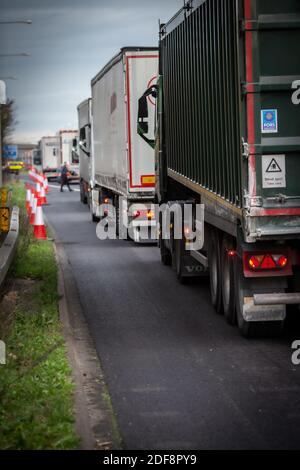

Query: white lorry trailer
[77,99,92,204]
[59,129,80,181]
[90,47,158,242]
[39,136,60,180]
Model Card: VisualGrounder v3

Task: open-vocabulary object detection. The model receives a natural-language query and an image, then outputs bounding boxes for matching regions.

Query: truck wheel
[159,213,172,265]
[209,230,223,314]
[80,182,87,204]
[221,236,236,325]
[92,212,99,223]
[115,197,120,237]
[174,238,186,284]
[234,257,284,338]
[160,236,172,266]
[90,201,99,223]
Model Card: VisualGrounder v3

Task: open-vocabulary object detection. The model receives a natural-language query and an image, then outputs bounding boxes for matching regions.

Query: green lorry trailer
[138,0,300,337]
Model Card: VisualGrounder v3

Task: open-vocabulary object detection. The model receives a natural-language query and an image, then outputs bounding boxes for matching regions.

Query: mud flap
[180,252,208,278]
[242,297,286,322]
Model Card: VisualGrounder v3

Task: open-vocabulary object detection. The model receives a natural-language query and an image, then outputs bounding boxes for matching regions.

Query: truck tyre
[174,238,186,284]
[114,196,120,238]
[221,236,236,325]
[92,212,99,223]
[160,236,172,266]
[80,181,88,204]
[80,181,84,203]
[90,200,99,223]
[209,229,223,314]
[234,257,284,338]
[159,213,172,265]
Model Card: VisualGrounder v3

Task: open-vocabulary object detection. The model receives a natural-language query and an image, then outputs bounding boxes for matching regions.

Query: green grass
[0,182,79,450]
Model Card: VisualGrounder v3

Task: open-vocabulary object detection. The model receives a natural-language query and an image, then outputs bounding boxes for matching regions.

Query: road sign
[3,145,18,160]
[0,207,10,232]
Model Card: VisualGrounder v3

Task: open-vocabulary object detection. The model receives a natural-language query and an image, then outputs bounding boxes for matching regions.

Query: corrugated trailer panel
[242,0,300,239]
[162,0,242,207]
[161,0,300,241]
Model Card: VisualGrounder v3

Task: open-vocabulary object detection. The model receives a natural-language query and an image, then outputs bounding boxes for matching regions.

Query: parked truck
[39,136,60,180]
[90,47,158,242]
[33,148,42,169]
[77,99,92,204]
[138,0,300,336]
[58,129,80,182]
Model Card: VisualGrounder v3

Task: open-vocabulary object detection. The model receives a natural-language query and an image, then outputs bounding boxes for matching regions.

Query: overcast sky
[0,0,183,143]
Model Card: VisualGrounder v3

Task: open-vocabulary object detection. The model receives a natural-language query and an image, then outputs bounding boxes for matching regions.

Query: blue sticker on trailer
[261,109,278,134]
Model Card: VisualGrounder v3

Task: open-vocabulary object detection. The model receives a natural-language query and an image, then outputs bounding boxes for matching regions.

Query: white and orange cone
[39,185,47,205]
[43,176,49,194]
[29,167,38,183]
[36,182,41,198]
[30,195,37,225]
[33,206,47,240]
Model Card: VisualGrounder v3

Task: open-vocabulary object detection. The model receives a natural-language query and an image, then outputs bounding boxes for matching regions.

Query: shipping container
[90,47,158,242]
[40,136,60,180]
[138,0,300,336]
[58,129,79,181]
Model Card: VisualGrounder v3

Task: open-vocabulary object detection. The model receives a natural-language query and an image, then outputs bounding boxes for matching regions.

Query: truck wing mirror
[79,129,90,157]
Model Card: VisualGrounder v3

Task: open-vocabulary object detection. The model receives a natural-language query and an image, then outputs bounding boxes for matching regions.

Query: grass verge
[0,181,79,449]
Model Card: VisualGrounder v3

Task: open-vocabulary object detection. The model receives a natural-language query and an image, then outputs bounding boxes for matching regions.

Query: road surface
[44,184,300,450]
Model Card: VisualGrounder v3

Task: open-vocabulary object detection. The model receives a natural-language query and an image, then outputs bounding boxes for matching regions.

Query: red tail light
[277,255,288,268]
[245,252,290,276]
[249,255,263,269]
[133,210,141,218]
[260,255,277,269]
[227,249,237,258]
[132,209,155,220]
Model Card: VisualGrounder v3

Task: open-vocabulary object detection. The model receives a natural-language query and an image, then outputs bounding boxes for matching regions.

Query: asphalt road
[44,183,300,450]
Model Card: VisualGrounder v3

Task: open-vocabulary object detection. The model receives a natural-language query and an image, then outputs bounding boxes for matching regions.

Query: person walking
[60,162,73,192]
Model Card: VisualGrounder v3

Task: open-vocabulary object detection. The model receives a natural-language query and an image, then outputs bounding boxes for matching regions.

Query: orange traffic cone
[26,189,31,214]
[43,175,49,194]
[30,195,37,225]
[39,185,47,205]
[36,182,41,198]
[33,206,47,240]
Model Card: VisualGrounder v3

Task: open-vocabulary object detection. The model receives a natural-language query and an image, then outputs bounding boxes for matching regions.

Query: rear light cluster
[132,209,155,220]
[247,254,288,271]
